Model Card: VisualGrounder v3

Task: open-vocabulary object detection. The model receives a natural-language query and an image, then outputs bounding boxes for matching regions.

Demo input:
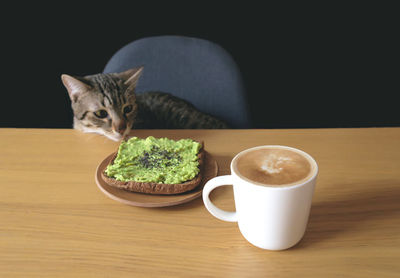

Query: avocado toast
[101,136,204,194]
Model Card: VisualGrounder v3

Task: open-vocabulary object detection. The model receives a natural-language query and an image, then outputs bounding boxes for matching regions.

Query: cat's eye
[94,109,108,119]
[123,105,133,114]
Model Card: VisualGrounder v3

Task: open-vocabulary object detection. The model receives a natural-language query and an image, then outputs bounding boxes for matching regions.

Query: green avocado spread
[105,136,202,184]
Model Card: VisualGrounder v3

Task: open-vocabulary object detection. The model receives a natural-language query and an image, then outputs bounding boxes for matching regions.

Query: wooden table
[1,128,399,277]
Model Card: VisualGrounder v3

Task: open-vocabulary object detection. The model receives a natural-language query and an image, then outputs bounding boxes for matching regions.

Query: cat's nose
[112,121,127,135]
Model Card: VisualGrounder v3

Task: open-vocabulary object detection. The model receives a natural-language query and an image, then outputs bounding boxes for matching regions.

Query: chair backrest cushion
[103,35,251,128]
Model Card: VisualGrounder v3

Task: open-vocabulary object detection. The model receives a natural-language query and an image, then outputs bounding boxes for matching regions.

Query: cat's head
[61,67,143,141]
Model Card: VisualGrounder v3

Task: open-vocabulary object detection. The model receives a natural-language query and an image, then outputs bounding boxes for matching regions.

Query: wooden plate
[95,151,218,207]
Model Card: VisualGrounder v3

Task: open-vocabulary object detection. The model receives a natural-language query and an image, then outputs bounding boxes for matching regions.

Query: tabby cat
[61,67,229,141]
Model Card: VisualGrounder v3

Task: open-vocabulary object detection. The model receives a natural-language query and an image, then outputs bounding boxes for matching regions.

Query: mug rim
[231,145,318,190]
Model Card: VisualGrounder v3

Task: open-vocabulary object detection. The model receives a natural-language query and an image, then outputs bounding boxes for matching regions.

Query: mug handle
[202,175,238,222]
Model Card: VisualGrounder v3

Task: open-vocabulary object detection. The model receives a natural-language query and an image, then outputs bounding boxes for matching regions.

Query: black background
[1,4,398,129]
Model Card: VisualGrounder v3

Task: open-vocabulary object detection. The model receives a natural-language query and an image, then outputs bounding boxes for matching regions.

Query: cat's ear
[117,66,144,91]
[61,74,91,102]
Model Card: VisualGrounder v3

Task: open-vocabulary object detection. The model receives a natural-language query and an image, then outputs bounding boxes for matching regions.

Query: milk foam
[234,147,314,187]
[260,154,292,174]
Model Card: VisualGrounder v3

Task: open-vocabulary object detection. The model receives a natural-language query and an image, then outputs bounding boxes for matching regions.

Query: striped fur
[61,67,229,141]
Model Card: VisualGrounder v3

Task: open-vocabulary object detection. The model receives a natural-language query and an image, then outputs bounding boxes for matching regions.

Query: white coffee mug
[202,145,318,250]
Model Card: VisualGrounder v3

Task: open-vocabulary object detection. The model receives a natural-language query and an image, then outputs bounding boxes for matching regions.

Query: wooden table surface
[1,128,399,277]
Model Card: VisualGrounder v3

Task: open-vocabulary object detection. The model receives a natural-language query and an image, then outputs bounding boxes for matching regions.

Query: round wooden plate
[95,151,218,207]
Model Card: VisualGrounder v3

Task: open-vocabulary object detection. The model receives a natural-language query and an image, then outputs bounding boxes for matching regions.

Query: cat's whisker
[102,134,113,144]
[85,133,99,142]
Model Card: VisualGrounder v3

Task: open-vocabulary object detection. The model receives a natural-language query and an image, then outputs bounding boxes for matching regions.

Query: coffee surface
[235,148,312,186]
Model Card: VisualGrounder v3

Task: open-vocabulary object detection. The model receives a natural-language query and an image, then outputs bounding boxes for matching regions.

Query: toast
[101,137,204,195]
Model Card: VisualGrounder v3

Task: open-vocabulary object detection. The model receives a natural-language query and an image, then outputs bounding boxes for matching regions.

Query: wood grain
[0,128,399,277]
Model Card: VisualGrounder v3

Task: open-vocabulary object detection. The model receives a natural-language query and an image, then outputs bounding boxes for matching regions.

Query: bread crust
[101,141,204,195]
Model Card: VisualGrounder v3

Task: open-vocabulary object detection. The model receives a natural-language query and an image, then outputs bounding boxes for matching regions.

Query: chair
[103,35,251,128]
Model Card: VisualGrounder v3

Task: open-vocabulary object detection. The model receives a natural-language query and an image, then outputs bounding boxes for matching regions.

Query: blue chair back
[103,36,251,128]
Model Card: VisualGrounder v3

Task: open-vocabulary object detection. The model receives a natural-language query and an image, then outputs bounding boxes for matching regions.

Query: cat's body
[134,92,227,129]
[61,67,229,141]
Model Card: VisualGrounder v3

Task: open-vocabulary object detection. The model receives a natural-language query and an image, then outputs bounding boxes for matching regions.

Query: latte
[233,146,315,187]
